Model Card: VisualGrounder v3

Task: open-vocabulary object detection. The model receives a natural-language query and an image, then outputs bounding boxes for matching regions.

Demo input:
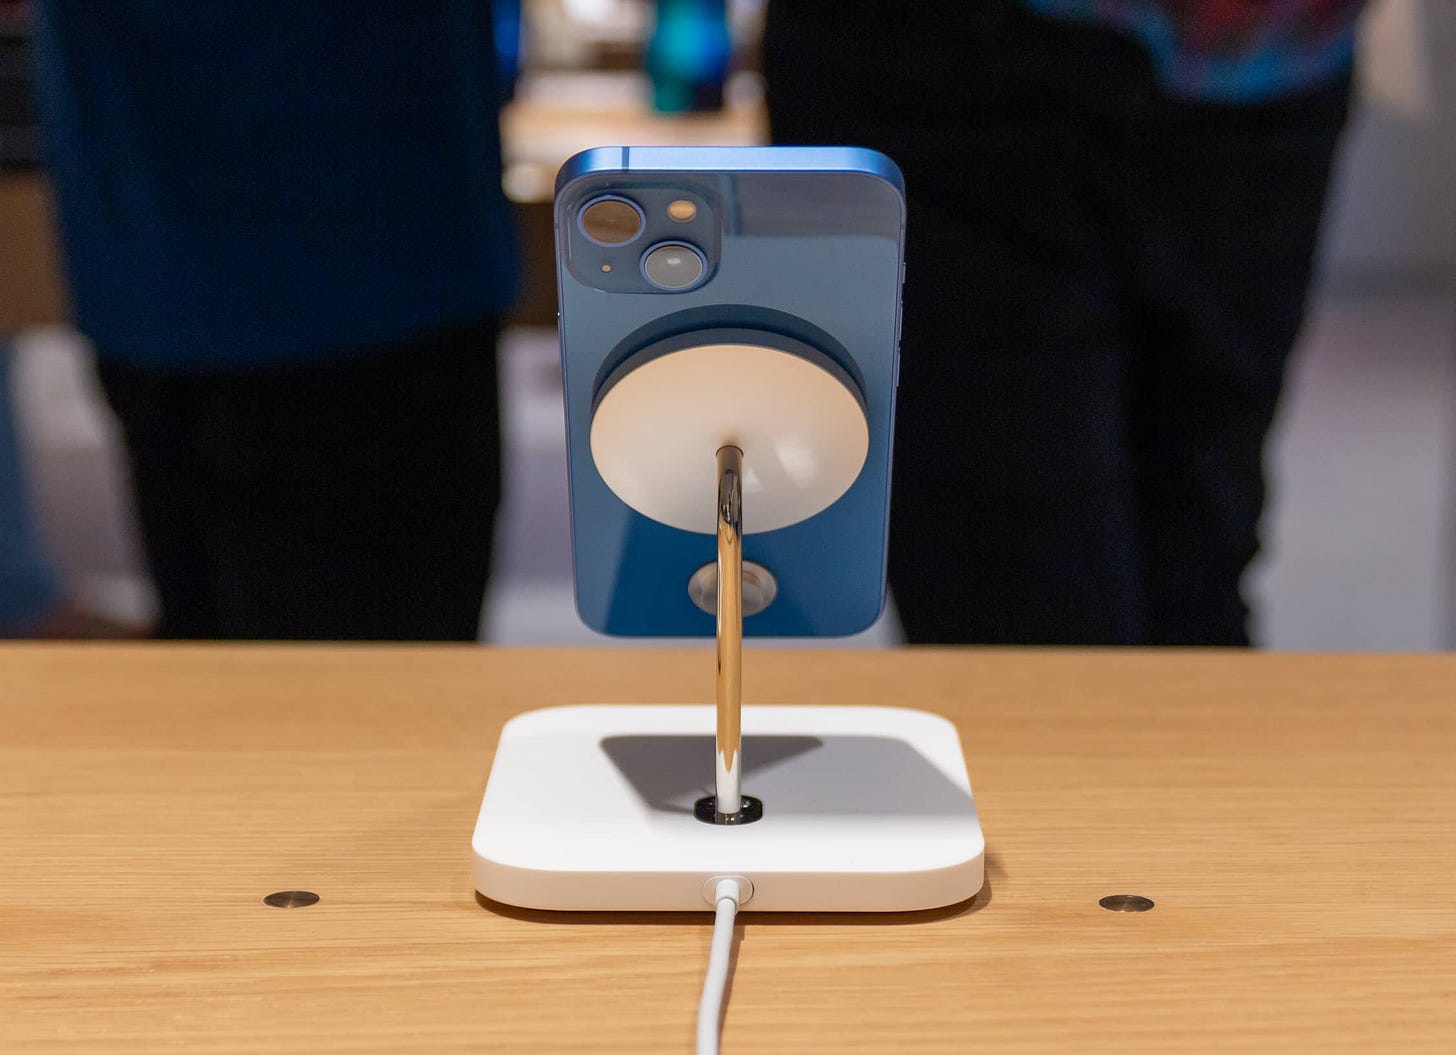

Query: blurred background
[2,0,1453,648]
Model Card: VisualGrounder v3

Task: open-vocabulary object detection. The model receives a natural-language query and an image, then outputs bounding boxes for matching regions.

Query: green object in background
[647,0,731,113]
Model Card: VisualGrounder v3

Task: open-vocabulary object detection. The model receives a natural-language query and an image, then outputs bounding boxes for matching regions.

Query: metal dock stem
[714,445,744,816]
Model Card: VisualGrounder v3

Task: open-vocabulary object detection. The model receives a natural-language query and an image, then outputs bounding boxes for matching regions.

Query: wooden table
[2,647,1453,1053]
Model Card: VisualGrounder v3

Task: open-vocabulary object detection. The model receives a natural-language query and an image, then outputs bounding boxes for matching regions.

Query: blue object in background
[554,147,906,637]
[493,0,523,102]
[0,346,62,634]
[647,0,731,113]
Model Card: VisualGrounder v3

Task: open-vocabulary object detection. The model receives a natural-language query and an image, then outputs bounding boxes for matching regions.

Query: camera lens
[579,197,643,246]
[642,243,705,290]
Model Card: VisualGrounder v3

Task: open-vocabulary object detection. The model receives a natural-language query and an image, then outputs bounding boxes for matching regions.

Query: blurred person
[1,344,141,637]
[2,3,137,639]
[764,0,1366,645]
[29,2,517,640]
[0,343,65,635]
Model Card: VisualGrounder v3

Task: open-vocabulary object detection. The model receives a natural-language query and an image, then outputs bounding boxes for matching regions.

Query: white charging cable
[696,877,749,1055]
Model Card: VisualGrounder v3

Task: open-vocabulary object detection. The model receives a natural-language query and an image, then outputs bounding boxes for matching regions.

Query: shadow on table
[475,874,993,927]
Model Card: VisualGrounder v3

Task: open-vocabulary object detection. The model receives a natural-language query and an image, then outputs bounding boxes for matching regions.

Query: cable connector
[700,874,753,908]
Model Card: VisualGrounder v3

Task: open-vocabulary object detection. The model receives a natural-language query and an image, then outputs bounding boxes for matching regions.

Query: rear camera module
[579,197,644,246]
[642,242,706,290]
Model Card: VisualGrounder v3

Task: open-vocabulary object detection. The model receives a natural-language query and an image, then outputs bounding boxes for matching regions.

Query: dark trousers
[765,1,1351,644]
[98,318,501,641]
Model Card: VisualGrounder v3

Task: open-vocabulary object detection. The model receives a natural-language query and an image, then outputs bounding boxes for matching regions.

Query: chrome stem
[715,445,744,816]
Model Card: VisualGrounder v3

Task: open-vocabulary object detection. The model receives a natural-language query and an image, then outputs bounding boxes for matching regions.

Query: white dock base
[472,705,984,912]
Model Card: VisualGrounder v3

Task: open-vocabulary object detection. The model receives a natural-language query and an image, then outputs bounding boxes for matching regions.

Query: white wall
[1320,0,1456,282]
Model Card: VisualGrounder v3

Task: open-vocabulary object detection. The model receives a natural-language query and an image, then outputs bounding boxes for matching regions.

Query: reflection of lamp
[472,337,984,912]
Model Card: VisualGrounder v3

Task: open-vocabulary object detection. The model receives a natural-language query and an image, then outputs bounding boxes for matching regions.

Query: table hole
[264,890,320,909]
[1099,894,1154,912]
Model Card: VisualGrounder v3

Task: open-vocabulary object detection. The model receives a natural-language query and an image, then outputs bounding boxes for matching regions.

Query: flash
[600,263,613,272]
[667,199,697,222]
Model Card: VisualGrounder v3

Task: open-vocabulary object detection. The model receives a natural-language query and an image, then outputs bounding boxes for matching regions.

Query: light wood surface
[500,72,766,202]
[0,174,68,331]
[2,646,1453,1053]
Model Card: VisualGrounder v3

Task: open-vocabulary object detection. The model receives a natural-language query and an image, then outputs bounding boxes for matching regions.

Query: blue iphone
[555,146,905,636]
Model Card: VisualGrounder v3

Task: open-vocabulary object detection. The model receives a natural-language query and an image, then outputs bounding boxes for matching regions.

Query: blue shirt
[31,2,517,370]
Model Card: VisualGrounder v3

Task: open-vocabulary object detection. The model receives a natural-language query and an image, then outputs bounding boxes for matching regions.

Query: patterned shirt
[1023,0,1369,100]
